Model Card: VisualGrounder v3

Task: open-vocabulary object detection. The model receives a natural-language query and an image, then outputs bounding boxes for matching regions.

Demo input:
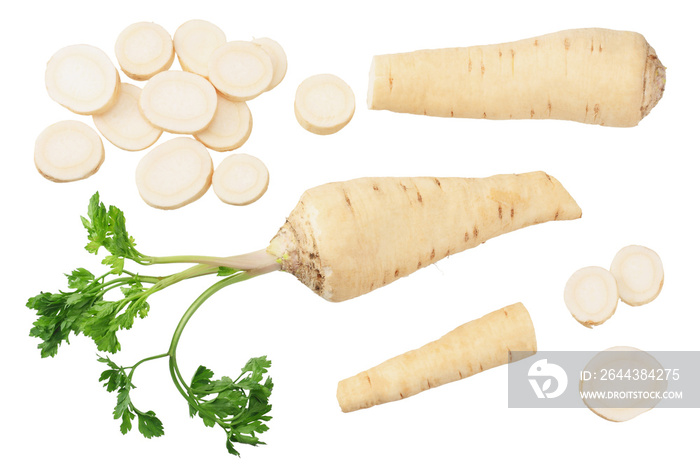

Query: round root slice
[173,19,226,78]
[139,70,218,134]
[564,266,619,328]
[135,137,213,209]
[610,245,664,306]
[93,83,162,151]
[208,41,273,101]
[115,22,174,81]
[45,44,120,115]
[194,94,252,151]
[294,74,355,135]
[580,346,667,422]
[252,37,287,91]
[212,154,269,206]
[35,120,105,182]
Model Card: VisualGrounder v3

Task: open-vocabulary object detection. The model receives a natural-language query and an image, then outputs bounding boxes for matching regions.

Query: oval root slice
[208,41,273,101]
[173,19,226,78]
[610,245,664,306]
[35,120,105,182]
[294,74,355,135]
[252,37,287,91]
[139,70,218,134]
[212,154,269,206]
[580,346,667,422]
[45,44,120,115]
[194,94,252,151]
[93,83,162,151]
[564,266,619,327]
[135,137,213,209]
[115,22,174,80]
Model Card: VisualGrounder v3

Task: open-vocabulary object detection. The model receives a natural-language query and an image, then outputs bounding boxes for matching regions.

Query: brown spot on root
[585,103,589,118]
[399,183,407,191]
[343,190,353,210]
[593,104,600,121]
[507,348,513,362]
[547,100,552,116]
[366,374,372,387]
[445,248,452,257]
[450,110,454,117]
[427,380,431,388]
[369,282,374,290]
[479,363,483,371]
[481,61,485,75]
[555,210,560,220]
[468,58,472,73]
[416,191,423,203]
[458,371,463,379]
[498,205,503,219]
[530,108,535,118]
[464,231,470,242]
[372,184,379,192]
[511,49,515,75]
[394,269,399,278]
[533,40,538,46]
[473,226,479,238]
[510,207,515,219]
[417,261,422,268]
[545,173,552,183]
[482,112,487,118]
[388,76,393,92]
[564,38,571,50]
[599,44,603,53]
[430,249,435,260]
[504,309,509,317]
[590,39,594,53]
[399,392,405,399]
[434,178,442,189]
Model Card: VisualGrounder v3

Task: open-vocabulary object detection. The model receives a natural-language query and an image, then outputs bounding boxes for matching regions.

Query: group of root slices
[36,20,356,209]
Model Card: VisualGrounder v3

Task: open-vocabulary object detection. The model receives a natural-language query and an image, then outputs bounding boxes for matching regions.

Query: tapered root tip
[641,46,665,119]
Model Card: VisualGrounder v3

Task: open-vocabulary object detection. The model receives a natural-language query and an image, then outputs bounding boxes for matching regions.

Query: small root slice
[208,41,273,101]
[139,70,218,134]
[294,74,355,135]
[45,44,119,115]
[580,346,667,422]
[115,22,174,80]
[173,19,226,78]
[93,83,162,151]
[252,37,287,91]
[135,137,213,209]
[194,94,252,151]
[564,266,618,327]
[610,245,664,306]
[212,154,269,206]
[35,120,105,182]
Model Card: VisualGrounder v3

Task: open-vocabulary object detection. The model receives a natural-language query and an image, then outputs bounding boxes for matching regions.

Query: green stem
[145,249,281,273]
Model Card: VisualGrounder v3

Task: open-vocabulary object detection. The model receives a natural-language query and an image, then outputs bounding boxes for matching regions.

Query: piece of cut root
[135,137,213,209]
[173,19,226,78]
[115,22,174,80]
[294,74,355,135]
[93,83,162,151]
[45,44,120,115]
[35,120,105,182]
[580,346,667,422]
[610,245,664,306]
[194,93,252,151]
[139,70,218,134]
[212,154,269,206]
[252,37,287,91]
[208,41,273,101]
[564,266,619,328]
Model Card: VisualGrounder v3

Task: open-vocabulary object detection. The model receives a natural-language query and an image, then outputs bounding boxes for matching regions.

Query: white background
[2,0,698,464]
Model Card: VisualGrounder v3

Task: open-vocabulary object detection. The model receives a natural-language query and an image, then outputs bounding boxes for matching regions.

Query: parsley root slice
[368,28,665,127]
[173,19,227,78]
[337,303,537,412]
[208,41,274,101]
[34,120,105,182]
[252,37,287,91]
[115,22,174,81]
[564,266,619,328]
[610,245,664,306]
[294,74,355,135]
[194,93,252,151]
[212,153,269,205]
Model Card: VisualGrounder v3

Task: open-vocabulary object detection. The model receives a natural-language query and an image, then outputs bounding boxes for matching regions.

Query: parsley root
[368,28,665,127]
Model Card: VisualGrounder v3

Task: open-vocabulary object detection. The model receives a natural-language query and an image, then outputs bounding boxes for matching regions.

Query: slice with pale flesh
[135,137,213,209]
[173,19,226,78]
[208,41,273,101]
[93,83,162,151]
[194,94,252,151]
[610,245,664,306]
[35,120,105,182]
[45,44,120,115]
[252,37,287,91]
[580,346,667,422]
[212,154,269,205]
[564,266,619,327]
[115,22,174,80]
[294,74,355,135]
[139,70,218,134]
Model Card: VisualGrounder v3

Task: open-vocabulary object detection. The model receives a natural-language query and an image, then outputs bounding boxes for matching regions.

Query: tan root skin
[368,28,665,127]
[337,303,537,412]
[268,172,581,302]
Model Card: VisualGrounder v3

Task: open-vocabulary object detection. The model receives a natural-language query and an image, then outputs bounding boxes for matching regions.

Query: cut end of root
[641,45,666,120]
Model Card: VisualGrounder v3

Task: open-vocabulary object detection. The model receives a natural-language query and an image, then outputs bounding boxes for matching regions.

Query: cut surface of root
[252,37,287,91]
[208,41,273,101]
[564,266,618,327]
[93,83,162,151]
[194,94,252,151]
[173,19,226,78]
[45,44,119,115]
[580,346,667,422]
[35,120,105,182]
[294,74,355,135]
[610,245,664,306]
[135,137,213,209]
[139,70,218,134]
[212,154,269,206]
[115,22,174,80]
